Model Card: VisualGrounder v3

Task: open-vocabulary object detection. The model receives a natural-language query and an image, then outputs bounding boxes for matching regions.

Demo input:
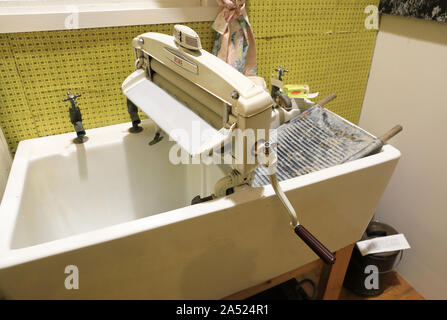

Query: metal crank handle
[294,225,336,265]
[268,171,335,265]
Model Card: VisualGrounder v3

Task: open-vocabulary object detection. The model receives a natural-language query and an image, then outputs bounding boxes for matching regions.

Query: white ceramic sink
[0,119,400,299]
[9,121,227,249]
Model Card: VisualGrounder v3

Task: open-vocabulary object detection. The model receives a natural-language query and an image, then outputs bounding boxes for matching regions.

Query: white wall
[359,14,447,299]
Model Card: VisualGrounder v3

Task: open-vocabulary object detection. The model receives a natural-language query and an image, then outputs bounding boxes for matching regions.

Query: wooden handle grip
[294,225,336,265]
[379,125,403,143]
[317,93,337,107]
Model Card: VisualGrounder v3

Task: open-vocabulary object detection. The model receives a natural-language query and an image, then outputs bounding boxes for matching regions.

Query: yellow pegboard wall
[1,22,215,152]
[0,34,39,151]
[248,0,380,122]
[0,0,379,153]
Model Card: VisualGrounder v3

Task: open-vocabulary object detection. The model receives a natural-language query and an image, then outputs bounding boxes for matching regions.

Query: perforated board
[0,0,379,153]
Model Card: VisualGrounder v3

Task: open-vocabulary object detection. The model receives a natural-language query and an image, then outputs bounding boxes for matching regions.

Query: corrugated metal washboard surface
[252,105,376,187]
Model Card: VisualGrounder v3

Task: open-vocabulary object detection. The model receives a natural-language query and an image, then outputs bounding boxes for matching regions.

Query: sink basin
[10,121,227,249]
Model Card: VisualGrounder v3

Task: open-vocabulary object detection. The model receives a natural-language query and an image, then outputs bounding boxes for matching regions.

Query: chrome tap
[271,66,292,111]
[62,91,87,143]
[126,98,143,133]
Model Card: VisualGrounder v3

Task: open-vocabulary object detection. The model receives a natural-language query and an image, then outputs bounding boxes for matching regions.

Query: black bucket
[343,221,402,296]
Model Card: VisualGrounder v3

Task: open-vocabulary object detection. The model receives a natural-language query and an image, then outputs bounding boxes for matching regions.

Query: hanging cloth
[211,0,257,76]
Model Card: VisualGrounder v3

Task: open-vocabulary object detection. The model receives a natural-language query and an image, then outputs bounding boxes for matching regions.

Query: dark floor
[295,263,424,300]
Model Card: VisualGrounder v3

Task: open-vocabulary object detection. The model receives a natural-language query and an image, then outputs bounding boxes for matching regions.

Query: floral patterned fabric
[211,0,257,76]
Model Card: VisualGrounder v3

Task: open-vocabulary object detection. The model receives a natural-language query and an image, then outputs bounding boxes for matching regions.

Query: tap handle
[275,66,289,81]
[62,91,81,103]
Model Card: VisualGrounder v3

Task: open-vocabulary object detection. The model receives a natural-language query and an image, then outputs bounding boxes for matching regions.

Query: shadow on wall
[0,127,12,201]
[378,11,447,46]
